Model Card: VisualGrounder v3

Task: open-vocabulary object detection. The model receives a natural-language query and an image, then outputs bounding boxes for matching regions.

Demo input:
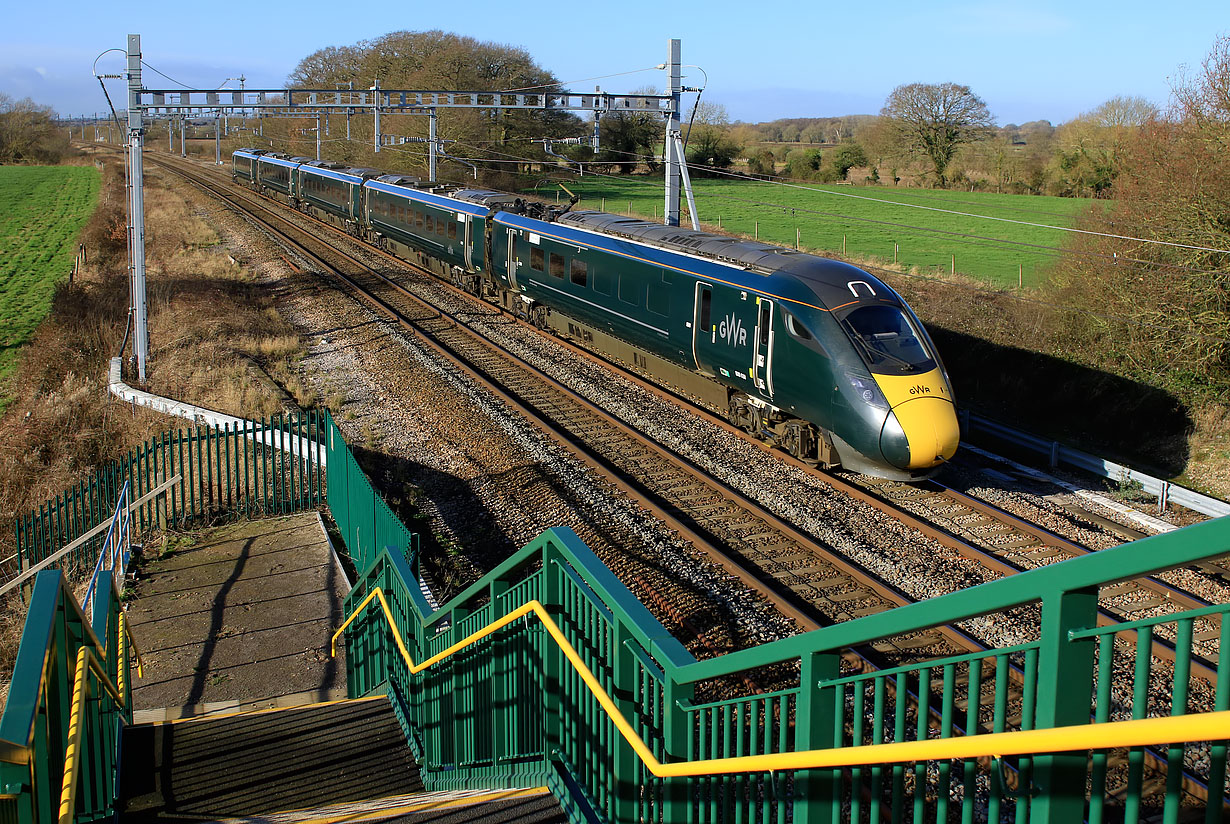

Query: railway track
[144,151,1219,805]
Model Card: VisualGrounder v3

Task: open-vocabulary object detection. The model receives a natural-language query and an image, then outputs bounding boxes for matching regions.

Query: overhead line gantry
[109,34,693,384]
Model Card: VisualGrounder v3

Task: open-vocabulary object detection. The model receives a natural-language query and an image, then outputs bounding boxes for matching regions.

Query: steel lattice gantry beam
[115,35,689,386]
[134,88,675,115]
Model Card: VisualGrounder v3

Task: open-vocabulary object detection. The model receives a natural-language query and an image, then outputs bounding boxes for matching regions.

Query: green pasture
[536,176,1099,289]
[0,166,100,410]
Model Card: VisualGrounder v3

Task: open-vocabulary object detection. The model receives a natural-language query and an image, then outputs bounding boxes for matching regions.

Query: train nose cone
[881,397,960,470]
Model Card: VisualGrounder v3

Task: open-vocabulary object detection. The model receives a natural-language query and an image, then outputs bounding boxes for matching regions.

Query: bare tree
[1056,35,1230,405]
[0,94,68,164]
[1088,95,1158,128]
[881,82,994,186]
[683,102,742,171]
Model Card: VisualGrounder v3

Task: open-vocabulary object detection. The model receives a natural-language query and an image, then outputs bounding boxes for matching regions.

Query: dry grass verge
[0,147,310,701]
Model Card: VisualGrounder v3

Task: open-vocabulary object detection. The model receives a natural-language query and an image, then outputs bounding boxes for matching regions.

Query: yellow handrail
[332,589,1230,779]
[57,646,124,824]
[119,612,145,685]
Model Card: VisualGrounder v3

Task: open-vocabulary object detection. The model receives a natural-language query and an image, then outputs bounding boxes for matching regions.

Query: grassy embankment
[548,177,1097,289]
[0,166,100,412]
[0,150,319,695]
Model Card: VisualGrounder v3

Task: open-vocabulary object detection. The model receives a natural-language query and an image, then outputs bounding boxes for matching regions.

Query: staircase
[120,696,563,823]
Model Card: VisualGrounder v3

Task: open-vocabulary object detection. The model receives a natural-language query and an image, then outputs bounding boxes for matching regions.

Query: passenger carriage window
[436,216,446,237]
[549,252,565,278]
[570,259,588,287]
[647,287,670,316]
[425,214,434,233]
[530,247,544,271]
[415,210,424,229]
[448,221,457,240]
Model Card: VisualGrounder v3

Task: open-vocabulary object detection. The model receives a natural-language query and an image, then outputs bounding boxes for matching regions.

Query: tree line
[271,31,1156,202]
[0,94,69,164]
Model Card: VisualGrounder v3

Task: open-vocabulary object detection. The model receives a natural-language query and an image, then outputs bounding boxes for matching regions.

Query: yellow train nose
[892,396,960,469]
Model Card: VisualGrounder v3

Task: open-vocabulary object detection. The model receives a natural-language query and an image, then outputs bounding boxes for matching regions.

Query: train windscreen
[842,305,934,372]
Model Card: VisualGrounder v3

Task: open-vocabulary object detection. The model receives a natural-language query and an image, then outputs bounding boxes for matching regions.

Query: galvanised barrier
[337,516,1230,824]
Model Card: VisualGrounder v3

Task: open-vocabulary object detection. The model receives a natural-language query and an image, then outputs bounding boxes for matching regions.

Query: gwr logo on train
[910,385,931,395]
[715,313,748,348]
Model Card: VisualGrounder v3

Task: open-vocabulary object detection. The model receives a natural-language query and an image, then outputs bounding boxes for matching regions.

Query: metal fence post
[1030,586,1099,823]
[793,650,842,824]
[541,541,564,777]
[661,668,694,824]
[612,619,640,824]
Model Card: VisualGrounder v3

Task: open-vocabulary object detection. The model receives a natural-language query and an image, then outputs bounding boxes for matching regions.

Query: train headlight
[846,372,888,409]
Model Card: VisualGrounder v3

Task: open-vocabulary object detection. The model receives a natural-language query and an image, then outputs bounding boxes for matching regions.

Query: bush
[784,148,823,179]
[827,141,868,180]
[746,148,776,176]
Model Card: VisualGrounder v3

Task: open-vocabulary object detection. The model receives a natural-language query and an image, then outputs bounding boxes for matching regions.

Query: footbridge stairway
[1,409,1228,823]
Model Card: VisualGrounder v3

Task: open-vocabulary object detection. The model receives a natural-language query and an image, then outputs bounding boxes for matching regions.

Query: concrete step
[121,696,420,822]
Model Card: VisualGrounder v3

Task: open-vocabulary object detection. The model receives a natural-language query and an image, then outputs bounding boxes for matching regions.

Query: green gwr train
[237,149,960,480]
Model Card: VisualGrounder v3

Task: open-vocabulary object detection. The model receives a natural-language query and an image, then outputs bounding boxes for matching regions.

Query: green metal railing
[9,413,328,589]
[338,515,1230,824]
[0,406,422,824]
[10,408,419,592]
[322,410,418,572]
[0,571,136,824]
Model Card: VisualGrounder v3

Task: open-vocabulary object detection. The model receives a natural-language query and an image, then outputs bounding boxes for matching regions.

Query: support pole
[674,131,700,231]
[215,115,221,165]
[126,34,148,383]
[316,114,321,161]
[180,116,186,157]
[372,80,380,153]
[663,38,682,227]
[428,108,438,183]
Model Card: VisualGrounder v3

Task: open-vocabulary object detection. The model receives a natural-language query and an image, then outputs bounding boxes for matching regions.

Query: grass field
[0,166,100,409]
[539,176,1099,289]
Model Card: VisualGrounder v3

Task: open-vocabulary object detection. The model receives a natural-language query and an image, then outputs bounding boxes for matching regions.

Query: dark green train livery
[233,149,959,479]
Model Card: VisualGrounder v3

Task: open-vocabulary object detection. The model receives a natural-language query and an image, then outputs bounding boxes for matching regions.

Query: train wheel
[728,396,762,435]
[780,421,817,461]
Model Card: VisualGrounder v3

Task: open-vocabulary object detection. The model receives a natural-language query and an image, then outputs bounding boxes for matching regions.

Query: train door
[692,282,713,374]
[506,228,519,289]
[463,215,474,270]
[753,298,775,398]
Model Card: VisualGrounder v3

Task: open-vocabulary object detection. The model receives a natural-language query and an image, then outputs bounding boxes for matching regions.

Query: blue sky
[2,1,1224,126]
